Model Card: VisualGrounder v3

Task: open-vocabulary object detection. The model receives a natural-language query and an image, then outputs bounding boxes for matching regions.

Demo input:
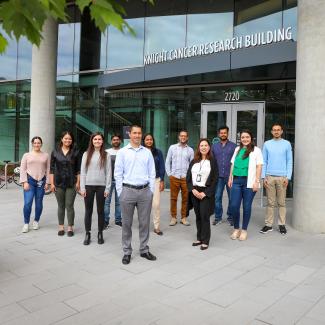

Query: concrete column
[293,0,325,233]
[29,17,58,153]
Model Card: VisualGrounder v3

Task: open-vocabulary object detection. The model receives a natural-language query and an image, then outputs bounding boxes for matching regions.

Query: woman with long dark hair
[80,132,111,245]
[143,133,165,235]
[186,138,218,250]
[50,131,81,237]
[20,136,50,233]
[228,130,263,241]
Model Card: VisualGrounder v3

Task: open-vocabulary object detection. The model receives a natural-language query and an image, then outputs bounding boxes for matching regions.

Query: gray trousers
[55,187,77,226]
[120,186,153,255]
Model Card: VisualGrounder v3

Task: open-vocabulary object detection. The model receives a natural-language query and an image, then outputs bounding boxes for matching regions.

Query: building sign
[144,27,293,66]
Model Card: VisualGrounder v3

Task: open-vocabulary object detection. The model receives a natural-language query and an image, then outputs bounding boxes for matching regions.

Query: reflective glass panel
[100,32,108,70]
[144,15,186,55]
[57,23,75,74]
[107,18,144,70]
[207,111,227,144]
[73,23,81,72]
[0,27,17,81]
[283,7,297,41]
[187,13,233,46]
[0,82,16,160]
[17,36,32,80]
[234,0,282,37]
[236,110,258,145]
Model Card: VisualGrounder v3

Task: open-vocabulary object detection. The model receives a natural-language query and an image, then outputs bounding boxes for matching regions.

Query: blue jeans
[230,176,256,230]
[214,177,232,222]
[104,181,121,223]
[23,175,46,224]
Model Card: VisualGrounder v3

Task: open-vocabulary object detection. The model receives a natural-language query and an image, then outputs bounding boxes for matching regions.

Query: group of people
[19,122,292,264]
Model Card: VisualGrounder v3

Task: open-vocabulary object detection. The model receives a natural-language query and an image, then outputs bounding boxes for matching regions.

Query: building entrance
[200,102,265,148]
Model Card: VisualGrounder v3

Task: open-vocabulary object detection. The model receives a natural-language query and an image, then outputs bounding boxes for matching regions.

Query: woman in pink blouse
[20,136,50,233]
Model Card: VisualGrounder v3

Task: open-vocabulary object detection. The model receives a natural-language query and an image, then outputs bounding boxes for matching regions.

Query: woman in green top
[228,130,263,241]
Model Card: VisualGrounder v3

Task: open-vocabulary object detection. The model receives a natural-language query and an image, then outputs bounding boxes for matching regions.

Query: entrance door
[200,102,265,148]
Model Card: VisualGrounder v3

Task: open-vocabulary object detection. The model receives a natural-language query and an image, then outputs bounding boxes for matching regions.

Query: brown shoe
[180,218,190,226]
[230,229,241,240]
[154,229,163,235]
[169,218,177,226]
[239,230,248,241]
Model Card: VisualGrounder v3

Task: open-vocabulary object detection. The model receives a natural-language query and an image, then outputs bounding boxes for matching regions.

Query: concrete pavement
[0,187,325,325]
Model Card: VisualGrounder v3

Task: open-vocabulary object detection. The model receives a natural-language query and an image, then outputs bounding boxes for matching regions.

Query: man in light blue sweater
[260,123,293,235]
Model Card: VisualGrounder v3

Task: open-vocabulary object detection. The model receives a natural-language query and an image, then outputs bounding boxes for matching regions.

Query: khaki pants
[152,178,161,230]
[169,176,188,219]
[265,176,287,226]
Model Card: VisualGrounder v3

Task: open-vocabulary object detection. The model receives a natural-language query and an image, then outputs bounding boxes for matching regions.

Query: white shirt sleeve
[165,146,172,177]
[255,147,264,165]
[114,149,124,197]
[148,151,156,194]
[80,152,87,192]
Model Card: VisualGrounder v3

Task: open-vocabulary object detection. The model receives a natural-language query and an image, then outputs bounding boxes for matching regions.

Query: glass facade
[0,0,297,196]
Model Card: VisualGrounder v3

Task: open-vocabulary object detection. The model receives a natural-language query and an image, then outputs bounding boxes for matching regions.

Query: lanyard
[199,159,206,172]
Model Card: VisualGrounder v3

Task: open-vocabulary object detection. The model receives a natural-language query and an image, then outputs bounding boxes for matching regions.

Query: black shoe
[98,232,104,244]
[67,230,74,237]
[58,230,65,236]
[83,232,91,245]
[200,245,209,250]
[115,221,122,227]
[104,221,109,229]
[260,226,273,234]
[122,254,131,265]
[140,251,157,261]
[279,225,287,235]
[192,241,202,246]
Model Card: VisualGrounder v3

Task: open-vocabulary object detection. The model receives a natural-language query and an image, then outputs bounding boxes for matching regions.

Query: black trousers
[84,185,105,232]
[191,192,211,245]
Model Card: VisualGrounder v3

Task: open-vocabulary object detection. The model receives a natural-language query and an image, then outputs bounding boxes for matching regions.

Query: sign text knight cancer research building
[144,27,293,66]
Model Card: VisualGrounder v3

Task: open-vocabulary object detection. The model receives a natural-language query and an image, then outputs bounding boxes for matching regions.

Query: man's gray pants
[120,186,153,255]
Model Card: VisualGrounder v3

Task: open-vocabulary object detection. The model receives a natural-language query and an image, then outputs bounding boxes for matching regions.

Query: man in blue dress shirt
[211,126,236,226]
[115,125,156,265]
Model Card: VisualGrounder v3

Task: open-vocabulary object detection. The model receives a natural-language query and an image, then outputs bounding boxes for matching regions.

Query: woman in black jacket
[50,131,81,237]
[186,138,218,250]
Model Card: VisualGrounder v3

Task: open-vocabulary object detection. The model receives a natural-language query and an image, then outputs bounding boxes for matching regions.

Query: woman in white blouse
[228,130,263,241]
[186,139,218,250]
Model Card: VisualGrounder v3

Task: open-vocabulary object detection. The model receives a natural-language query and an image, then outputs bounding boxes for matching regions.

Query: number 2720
[225,91,240,101]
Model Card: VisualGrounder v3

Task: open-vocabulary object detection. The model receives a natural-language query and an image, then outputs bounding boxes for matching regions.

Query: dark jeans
[230,176,256,230]
[214,177,232,222]
[23,175,45,224]
[84,185,105,232]
[55,187,77,226]
[104,181,121,223]
[191,190,211,245]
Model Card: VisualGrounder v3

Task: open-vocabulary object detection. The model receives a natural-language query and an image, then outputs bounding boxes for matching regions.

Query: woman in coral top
[20,136,50,233]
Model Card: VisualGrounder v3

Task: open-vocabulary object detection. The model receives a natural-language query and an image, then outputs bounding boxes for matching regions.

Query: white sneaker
[22,224,29,233]
[32,221,40,230]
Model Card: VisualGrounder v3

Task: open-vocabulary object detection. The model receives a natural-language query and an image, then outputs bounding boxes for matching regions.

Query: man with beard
[166,130,194,226]
[211,126,236,226]
[260,123,293,235]
[104,134,123,228]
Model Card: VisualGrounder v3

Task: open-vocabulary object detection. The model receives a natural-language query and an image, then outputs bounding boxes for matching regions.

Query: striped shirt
[165,143,194,179]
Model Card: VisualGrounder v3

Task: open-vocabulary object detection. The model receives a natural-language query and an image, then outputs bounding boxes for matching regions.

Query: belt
[233,176,247,179]
[123,183,149,190]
